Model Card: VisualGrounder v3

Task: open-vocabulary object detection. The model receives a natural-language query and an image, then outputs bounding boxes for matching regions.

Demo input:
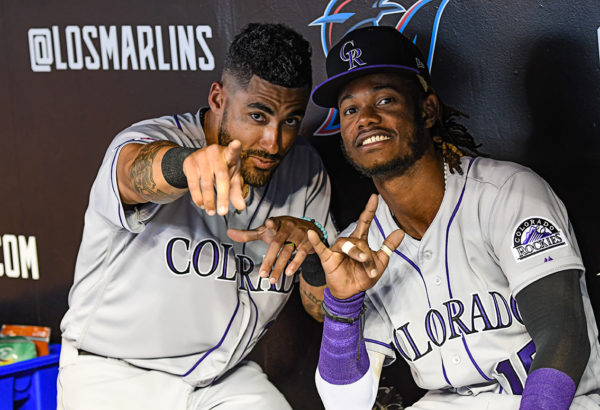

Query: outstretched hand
[307,194,404,299]
[227,216,323,284]
[183,139,245,215]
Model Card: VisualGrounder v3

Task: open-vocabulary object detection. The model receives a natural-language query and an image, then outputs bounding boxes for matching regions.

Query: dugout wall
[1,1,599,408]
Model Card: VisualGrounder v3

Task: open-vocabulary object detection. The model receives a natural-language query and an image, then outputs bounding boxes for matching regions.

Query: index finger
[223,140,242,166]
[350,194,379,239]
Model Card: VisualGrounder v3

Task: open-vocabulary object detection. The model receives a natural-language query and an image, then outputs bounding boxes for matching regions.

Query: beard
[341,119,429,178]
[217,111,281,187]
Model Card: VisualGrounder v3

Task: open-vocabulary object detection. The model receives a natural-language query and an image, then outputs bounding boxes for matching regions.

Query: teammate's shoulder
[128,111,203,135]
[465,156,541,189]
[114,110,205,148]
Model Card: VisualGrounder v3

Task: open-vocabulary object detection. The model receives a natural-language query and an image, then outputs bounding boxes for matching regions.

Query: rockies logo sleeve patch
[511,217,566,262]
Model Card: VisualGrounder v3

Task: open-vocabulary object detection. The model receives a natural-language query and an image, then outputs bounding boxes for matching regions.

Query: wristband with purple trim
[520,368,576,410]
[317,288,369,385]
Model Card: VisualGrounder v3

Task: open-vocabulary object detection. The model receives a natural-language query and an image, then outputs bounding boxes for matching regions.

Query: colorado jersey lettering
[347,156,600,398]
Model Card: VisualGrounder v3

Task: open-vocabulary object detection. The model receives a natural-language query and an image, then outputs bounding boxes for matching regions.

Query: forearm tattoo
[301,288,324,321]
[130,141,177,202]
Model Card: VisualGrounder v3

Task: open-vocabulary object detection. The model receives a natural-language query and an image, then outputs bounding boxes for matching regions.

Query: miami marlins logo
[309,0,451,136]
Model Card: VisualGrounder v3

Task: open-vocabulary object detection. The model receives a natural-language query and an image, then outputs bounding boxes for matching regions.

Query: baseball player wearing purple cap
[308,26,600,409]
[57,23,335,409]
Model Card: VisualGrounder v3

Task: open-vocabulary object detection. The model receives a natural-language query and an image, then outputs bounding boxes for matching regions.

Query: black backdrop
[1,1,599,408]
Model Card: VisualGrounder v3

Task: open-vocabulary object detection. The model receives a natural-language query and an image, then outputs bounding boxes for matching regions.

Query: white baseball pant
[57,339,291,410]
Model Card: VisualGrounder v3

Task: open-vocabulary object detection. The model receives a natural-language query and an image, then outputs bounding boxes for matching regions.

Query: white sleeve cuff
[315,364,378,410]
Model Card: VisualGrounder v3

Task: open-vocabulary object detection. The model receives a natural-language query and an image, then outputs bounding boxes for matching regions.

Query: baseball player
[307,26,600,409]
[57,23,334,409]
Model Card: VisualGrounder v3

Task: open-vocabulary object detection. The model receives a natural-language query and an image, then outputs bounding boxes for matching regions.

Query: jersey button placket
[421,250,441,287]
[452,354,461,365]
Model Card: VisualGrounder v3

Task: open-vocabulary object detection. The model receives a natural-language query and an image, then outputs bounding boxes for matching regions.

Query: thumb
[227,227,263,243]
[307,230,331,262]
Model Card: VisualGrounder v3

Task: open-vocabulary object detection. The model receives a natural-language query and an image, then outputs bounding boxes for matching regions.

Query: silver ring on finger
[341,241,355,255]
[379,243,393,257]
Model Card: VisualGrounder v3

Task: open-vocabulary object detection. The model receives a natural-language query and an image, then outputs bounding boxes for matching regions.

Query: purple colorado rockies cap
[311,26,432,108]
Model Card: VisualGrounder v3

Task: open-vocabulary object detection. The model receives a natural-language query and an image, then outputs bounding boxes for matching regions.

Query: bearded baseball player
[307,26,600,409]
[57,23,335,409]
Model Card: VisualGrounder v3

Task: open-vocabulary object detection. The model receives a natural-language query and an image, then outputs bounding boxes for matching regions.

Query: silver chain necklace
[443,159,448,191]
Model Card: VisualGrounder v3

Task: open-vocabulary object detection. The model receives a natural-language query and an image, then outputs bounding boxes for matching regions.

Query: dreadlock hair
[431,99,484,175]
[223,23,312,89]
[400,75,484,174]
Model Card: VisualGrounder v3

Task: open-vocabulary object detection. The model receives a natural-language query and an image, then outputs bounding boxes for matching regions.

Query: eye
[250,112,265,122]
[342,106,357,116]
[377,97,393,106]
[284,117,300,127]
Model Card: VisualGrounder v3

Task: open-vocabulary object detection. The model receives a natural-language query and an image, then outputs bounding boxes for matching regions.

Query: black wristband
[321,300,366,324]
[161,147,198,189]
[300,253,326,286]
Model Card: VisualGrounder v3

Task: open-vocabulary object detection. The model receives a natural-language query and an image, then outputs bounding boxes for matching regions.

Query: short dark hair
[224,23,312,89]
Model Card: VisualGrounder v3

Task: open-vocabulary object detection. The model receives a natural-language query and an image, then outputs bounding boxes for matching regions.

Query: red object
[1,325,51,357]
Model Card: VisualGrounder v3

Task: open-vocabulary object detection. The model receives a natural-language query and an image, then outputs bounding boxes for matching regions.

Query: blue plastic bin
[0,344,61,410]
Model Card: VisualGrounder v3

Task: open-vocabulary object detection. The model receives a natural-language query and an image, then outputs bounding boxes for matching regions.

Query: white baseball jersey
[345,156,600,400]
[60,109,336,387]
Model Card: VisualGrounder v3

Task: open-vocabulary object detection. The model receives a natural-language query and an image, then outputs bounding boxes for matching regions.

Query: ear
[420,93,440,129]
[208,81,225,116]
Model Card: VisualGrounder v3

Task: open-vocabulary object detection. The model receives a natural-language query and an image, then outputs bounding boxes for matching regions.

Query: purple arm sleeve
[317,288,370,385]
[520,368,576,410]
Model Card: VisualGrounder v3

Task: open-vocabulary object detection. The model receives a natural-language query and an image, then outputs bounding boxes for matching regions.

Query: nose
[259,124,280,155]
[357,105,381,129]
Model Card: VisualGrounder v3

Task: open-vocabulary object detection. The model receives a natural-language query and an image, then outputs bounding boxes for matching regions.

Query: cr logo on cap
[340,40,366,70]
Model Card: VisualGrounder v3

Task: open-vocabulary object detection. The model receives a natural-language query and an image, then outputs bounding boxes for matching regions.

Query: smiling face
[211,75,309,186]
[337,72,435,178]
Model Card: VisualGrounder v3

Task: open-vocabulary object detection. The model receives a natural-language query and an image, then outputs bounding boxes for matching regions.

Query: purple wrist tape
[520,368,576,410]
[318,288,369,385]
